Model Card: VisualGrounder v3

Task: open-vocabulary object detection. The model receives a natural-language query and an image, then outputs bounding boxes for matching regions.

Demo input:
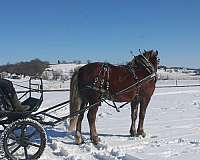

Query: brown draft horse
[68,50,159,145]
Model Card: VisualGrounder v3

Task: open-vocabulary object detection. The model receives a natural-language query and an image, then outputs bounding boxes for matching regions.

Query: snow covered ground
[1,80,200,160]
[157,69,200,80]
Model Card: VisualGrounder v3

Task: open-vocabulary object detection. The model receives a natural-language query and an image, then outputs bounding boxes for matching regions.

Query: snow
[49,64,84,73]
[1,75,200,159]
[42,64,84,80]
[157,69,200,80]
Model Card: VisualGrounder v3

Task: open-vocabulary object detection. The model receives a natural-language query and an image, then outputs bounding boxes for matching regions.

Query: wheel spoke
[26,141,40,148]
[24,147,28,159]
[11,145,21,154]
[8,134,17,141]
[20,124,26,138]
[28,130,37,138]
[7,141,17,146]
[20,124,26,130]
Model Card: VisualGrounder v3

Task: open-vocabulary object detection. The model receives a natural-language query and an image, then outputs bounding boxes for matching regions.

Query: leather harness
[84,54,157,112]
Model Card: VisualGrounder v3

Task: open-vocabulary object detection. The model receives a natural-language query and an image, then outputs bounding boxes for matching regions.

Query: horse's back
[78,62,104,83]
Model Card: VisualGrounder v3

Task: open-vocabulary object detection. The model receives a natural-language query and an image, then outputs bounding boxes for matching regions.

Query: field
[1,79,200,160]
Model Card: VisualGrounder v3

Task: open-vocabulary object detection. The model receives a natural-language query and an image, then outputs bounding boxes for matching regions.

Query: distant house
[10,74,21,79]
[195,70,200,75]
[41,68,54,80]
[0,72,9,79]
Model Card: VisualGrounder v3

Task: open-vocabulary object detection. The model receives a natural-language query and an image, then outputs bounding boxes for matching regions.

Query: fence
[16,81,200,94]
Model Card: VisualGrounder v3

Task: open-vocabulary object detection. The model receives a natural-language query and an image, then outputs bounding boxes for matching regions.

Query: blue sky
[0,0,199,68]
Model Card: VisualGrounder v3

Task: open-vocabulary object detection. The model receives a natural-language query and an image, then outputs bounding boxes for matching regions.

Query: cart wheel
[1,119,46,160]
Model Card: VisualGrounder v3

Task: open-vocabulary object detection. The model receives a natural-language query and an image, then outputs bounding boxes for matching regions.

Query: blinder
[135,54,155,74]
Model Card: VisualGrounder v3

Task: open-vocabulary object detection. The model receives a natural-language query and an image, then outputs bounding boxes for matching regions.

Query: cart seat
[21,97,42,112]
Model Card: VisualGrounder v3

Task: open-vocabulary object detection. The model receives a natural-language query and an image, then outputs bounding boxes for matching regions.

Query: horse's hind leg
[87,101,100,145]
[130,96,139,137]
[75,103,86,144]
[137,97,151,137]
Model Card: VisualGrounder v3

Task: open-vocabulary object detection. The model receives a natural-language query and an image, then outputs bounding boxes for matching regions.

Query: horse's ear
[155,50,158,56]
[130,50,135,57]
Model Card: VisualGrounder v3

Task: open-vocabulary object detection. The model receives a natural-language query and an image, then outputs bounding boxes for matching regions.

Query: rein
[84,72,156,112]
[115,72,156,96]
[114,54,157,96]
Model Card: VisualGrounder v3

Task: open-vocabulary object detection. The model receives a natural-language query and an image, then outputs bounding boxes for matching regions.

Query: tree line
[0,59,49,76]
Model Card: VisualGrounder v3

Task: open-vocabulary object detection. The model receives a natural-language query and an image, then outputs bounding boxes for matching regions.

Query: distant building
[10,74,21,79]
[41,68,54,80]
[0,72,9,79]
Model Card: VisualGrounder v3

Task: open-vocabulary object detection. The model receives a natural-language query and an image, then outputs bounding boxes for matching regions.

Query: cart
[0,78,46,160]
[0,77,96,160]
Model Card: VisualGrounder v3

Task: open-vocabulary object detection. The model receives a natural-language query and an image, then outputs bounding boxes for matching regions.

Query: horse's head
[131,50,159,74]
[143,50,159,71]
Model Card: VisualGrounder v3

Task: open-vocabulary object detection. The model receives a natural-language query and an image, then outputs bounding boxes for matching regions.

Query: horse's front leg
[137,97,151,137]
[87,102,100,145]
[130,97,139,137]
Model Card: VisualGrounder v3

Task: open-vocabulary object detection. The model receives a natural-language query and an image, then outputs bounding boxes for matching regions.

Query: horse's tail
[68,68,82,131]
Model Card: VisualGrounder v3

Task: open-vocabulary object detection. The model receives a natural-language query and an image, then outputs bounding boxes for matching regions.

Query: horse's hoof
[130,129,137,137]
[91,136,101,145]
[137,131,146,138]
[75,136,84,145]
